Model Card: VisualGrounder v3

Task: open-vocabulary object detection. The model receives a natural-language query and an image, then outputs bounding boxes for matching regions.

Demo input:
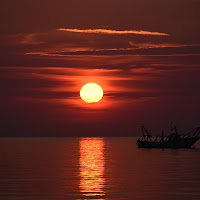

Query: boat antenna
[171,121,178,134]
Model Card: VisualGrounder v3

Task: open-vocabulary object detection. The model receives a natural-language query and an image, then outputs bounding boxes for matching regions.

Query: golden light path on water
[79,138,105,199]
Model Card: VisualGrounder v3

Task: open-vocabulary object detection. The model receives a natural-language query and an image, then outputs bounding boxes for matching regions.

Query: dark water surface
[0,137,200,200]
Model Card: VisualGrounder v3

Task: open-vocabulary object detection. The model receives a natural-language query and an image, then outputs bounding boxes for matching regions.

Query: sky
[0,0,200,136]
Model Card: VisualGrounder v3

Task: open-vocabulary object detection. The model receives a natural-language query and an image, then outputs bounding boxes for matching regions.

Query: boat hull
[137,137,200,148]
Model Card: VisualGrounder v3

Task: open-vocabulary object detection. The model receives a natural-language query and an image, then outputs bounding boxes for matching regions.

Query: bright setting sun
[80,83,103,103]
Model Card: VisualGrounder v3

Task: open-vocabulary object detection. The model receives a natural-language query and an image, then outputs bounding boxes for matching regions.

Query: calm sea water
[0,137,200,200]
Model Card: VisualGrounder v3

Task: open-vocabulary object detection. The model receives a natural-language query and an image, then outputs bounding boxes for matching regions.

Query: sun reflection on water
[79,138,105,199]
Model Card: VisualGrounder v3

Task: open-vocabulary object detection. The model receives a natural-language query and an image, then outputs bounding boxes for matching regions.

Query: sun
[80,83,103,103]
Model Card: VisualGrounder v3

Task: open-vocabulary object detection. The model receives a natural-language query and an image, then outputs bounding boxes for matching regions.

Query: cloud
[24,45,200,57]
[57,28,169,36]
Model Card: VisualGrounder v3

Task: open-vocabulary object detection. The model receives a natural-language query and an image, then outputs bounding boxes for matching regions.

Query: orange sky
[0,0,200,136]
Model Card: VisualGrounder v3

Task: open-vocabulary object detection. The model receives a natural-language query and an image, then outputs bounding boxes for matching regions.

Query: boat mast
[141,125,152,138]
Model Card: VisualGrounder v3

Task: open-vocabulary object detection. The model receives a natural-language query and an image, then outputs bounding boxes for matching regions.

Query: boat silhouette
[137,124,200,148]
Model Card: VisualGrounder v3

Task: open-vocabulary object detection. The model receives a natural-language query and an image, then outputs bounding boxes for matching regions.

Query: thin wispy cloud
[25,45,200,57]
[57,28,169,36]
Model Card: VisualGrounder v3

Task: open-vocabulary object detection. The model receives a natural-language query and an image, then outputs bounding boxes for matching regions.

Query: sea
[0,137,200,200]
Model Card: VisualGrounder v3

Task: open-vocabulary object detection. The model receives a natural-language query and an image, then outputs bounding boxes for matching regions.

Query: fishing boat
[137,124,200,148]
